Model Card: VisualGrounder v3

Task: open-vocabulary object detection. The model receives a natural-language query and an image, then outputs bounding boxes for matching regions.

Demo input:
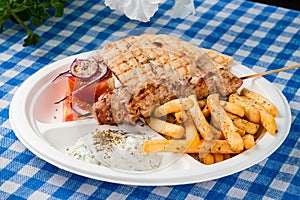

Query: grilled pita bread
[96,34,238,95]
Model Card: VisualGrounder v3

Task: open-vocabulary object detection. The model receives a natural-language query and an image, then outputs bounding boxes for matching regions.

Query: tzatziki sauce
[67,129,162,171]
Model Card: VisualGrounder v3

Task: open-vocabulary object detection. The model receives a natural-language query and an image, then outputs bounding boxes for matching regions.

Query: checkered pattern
[1,0,299,199]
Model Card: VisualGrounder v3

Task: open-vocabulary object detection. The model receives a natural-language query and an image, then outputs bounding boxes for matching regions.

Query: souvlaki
[53,34,243,124]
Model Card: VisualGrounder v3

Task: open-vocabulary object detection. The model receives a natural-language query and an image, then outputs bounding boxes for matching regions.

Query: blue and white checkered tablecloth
[1,0,299,199]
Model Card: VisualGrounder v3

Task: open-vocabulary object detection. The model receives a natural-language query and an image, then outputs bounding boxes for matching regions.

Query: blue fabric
[1,0,300,199]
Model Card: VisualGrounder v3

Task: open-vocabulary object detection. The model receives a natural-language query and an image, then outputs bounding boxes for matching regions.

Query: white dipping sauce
[67,129,162,171]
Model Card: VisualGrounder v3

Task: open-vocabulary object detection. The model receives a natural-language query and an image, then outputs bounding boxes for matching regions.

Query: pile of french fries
[142,88,279,165]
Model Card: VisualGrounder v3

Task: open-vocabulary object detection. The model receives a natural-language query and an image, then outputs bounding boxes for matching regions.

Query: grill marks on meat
[111,86,140,124]
[94,80,178,125]
[93,92,114,124]
[133,80,174,117]
[195,54,243,96]
[216,66,243,95]
[190,73,214,99]
[93,71,241,125]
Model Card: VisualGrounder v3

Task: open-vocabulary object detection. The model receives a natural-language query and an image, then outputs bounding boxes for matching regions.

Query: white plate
[9,50,291,186]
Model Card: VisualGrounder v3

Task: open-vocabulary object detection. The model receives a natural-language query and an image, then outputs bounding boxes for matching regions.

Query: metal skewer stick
[240,64,300,80]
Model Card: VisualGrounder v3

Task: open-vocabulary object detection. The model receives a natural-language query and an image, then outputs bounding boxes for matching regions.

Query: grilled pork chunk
[93,73,242,125]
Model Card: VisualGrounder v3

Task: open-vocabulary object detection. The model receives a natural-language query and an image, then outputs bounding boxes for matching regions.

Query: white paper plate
[9,50,291,186]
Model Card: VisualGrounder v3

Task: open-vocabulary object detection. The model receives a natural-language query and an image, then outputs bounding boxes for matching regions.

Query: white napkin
[170,0,196,19]
[104,0,196,22]
[104,0,165,22]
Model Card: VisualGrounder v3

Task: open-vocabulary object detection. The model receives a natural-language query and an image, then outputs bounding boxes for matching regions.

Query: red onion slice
[91,60,110,82]
[54,61,111,104]
[52,70,71,83]
[70,58,100,80]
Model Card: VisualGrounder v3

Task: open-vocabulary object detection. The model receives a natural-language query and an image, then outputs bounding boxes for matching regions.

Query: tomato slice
[63,91,78,122]
[62,75,114,121]
[67,75,114,103]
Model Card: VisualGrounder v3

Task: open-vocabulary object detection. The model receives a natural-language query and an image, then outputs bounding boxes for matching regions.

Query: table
[1,0,299,199]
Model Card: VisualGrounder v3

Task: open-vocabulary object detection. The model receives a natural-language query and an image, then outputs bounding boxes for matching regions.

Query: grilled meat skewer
[93,71,242,125]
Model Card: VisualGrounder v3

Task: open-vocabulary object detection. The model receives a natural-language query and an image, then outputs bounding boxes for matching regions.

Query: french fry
[210,115,221,130]
[143,139,242,154]
[200,153,215,165]
[198,99,207,109]
[194,140,242,154]
[237,128,246,137]
[228,93,261,123]
[184,118,201,147]
[223,154,232,160]
[175,111,188,123]
[210,125,224,139]
[207,94,244,152]
[254,104,277,135]
[166,114,176,124]
[240,88,278,117]
[202,105,210,118]
[188,140,243,154]
[213,154,224,163]
[188,95,213,139]
[220,100,245,117]
[243,134,256,149]
[145,118,185,138]
[239,96,278,135]
[154,98,194,117]
[142,140,191,153]
[143,87,279,165]
[226,112,260,135]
